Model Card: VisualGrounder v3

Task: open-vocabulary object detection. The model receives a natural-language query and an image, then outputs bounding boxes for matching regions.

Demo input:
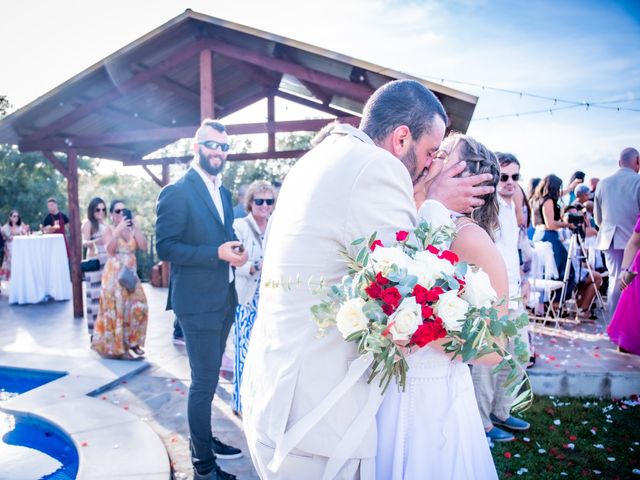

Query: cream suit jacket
[241,124,450,476]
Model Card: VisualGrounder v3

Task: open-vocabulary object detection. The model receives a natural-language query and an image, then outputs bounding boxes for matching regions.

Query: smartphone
[122,208,133,221]
[232,244,245,254]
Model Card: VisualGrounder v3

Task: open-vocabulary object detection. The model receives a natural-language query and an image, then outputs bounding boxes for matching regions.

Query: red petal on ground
[569,435,577,441]
[504,452,512,459]
[81,442,88,447]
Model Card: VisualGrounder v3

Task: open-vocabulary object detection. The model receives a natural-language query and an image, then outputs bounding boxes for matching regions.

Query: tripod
[558,230,606,320]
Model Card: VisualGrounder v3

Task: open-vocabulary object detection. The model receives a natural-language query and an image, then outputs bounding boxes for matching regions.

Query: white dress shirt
[495,195,521,309]
[192,163,233,282]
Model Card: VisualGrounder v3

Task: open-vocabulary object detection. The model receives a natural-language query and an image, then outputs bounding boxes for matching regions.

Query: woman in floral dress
[91,200,148,360]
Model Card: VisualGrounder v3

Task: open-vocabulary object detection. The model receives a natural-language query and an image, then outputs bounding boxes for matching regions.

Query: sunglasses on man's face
[253,198,274,206]
[500,173,520,182]
[199,140,230,152]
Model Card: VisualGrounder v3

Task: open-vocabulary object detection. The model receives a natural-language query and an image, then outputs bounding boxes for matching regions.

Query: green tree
[0,145,76,229]
[0,95,10,118]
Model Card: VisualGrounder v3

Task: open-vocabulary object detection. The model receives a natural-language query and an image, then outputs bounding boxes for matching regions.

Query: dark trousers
[173,316,183,338]
[179,288,236,474]
[541,230,575,297]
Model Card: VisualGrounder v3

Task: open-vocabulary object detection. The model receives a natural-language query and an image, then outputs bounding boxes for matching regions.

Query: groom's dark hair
[360,79,448,143]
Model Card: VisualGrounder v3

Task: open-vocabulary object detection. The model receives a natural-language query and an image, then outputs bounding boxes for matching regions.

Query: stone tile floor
[1,283,638,479]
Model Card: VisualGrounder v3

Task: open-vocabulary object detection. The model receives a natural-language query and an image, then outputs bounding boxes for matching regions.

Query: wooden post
[66,150,83,317]
[162,163,170,186]
[267,94,275,152]
[200,49,214,120]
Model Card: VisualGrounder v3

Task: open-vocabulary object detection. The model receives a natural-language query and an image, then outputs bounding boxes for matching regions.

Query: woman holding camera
[231,180,276,414]
[82,197,108,336]
[91,200,149,360]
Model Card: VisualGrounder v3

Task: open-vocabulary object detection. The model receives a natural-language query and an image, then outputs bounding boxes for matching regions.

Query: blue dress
[233,288,259,412]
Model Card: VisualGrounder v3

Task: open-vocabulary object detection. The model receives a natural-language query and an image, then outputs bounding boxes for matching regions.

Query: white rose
[411,250,456,287]
[370,246,411,277]
[388,297,422,342]
[336,298,368,339]
[435,290,469,332]
[461,268,497,308]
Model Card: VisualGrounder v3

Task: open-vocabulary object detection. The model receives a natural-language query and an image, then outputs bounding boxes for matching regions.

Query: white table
[9,234,72,304]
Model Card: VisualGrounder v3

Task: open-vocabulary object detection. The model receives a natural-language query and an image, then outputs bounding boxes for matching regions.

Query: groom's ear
[390,125,412,157]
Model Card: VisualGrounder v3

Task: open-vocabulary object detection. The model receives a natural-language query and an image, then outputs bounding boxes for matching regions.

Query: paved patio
[1,283,638,479]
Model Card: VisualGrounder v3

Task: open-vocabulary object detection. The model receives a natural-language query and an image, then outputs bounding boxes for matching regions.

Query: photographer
[562,205,603,318]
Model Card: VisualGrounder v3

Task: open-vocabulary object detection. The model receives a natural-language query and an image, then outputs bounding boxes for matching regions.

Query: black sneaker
[193,465,237,480]
[213,437,243,460]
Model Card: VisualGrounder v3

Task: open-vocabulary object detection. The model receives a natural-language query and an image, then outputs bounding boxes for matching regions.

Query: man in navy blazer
[156,119,248,480]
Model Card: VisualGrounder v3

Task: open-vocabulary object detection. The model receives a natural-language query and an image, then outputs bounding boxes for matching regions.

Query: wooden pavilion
[0,9,478,317]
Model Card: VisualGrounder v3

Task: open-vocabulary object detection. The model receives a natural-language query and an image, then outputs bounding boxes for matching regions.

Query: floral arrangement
[310,221,532,411]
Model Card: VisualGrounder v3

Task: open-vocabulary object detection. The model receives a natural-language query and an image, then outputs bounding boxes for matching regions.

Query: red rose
[439,250,459,265]
[412,284,430,304]
[410,319,447,347]
[421,304,434,319]
[424,286,444,303]
[380,287,401,307]
[370,239,384,251]
[426,244,440,255]
[365,283,382,299]
[395,230,409,242]
[381,303,395,316]
[376,272,390,286]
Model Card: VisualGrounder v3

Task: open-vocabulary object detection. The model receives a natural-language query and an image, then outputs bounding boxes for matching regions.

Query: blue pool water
[0,367,79,480]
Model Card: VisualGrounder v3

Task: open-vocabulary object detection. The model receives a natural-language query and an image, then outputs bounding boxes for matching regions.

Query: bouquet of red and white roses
[311,221,532,411]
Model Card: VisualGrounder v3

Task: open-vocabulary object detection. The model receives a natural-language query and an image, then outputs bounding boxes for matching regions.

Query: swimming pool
[0,366,79,480]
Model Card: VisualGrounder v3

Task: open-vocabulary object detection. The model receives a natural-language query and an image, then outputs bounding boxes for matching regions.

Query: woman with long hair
[0,210,30,282]
[81,197,108,336]
[377,133,506,479]
[91,200,148,360]
[531,175,573,295]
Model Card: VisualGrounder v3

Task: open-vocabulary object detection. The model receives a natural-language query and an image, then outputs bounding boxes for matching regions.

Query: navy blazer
[155,168,238,315]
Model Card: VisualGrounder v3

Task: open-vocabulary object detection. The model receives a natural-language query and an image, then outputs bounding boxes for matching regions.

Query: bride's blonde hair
[446,133,500,240]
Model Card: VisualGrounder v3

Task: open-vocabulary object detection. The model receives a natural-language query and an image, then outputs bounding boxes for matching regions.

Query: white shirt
[495,195,521,309]
[192,162,233,282]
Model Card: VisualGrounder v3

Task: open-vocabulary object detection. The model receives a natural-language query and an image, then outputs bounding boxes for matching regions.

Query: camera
[566,213,583,227]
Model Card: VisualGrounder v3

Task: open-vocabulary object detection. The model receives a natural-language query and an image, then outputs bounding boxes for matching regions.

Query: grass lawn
[491,395,639,479]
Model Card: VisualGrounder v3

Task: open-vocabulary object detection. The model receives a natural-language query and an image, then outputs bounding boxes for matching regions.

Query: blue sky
[1,0,638,184]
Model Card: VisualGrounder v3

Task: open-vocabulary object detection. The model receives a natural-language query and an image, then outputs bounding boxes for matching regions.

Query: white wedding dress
[376,346,498,479]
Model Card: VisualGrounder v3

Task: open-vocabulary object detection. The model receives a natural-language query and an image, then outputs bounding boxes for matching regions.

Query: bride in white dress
[377,134,508,480]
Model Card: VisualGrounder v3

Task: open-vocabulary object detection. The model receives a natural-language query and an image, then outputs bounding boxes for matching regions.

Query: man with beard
[156,119,248,480]
[241,80,496,479]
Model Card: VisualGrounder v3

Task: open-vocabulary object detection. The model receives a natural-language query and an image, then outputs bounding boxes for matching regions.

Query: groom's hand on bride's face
[425,160,495,213]
[218,241,249,267]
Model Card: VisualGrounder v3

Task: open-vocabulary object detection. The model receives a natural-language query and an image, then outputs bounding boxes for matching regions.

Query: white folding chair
[528,241,564,327]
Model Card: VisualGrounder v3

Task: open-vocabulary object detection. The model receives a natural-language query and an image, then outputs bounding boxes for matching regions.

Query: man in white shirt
[156,120,248,480]
[472,152,531,442]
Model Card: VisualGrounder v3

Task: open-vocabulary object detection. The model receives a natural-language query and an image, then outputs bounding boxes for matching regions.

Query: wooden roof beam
[275,90,357,118]
[24,38,212,143]
[142,165,164,187]
[22,117,359,151]
[205,39,374,102]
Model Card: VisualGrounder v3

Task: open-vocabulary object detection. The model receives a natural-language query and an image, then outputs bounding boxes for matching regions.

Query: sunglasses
[113,208,124,214]
[95,207,106,212]
[199,140,230,152]
[500,173,520,182]
[253,198,274,206]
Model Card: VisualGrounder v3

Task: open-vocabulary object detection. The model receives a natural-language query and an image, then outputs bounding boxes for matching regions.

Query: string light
[419,74,640,119]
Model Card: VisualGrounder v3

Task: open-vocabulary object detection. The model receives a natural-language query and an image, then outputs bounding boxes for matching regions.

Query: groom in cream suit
[241,80,494,479]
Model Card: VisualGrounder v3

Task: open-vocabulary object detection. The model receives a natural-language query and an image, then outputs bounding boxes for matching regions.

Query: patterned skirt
[85,252,108,335]
[233,289,259,412]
